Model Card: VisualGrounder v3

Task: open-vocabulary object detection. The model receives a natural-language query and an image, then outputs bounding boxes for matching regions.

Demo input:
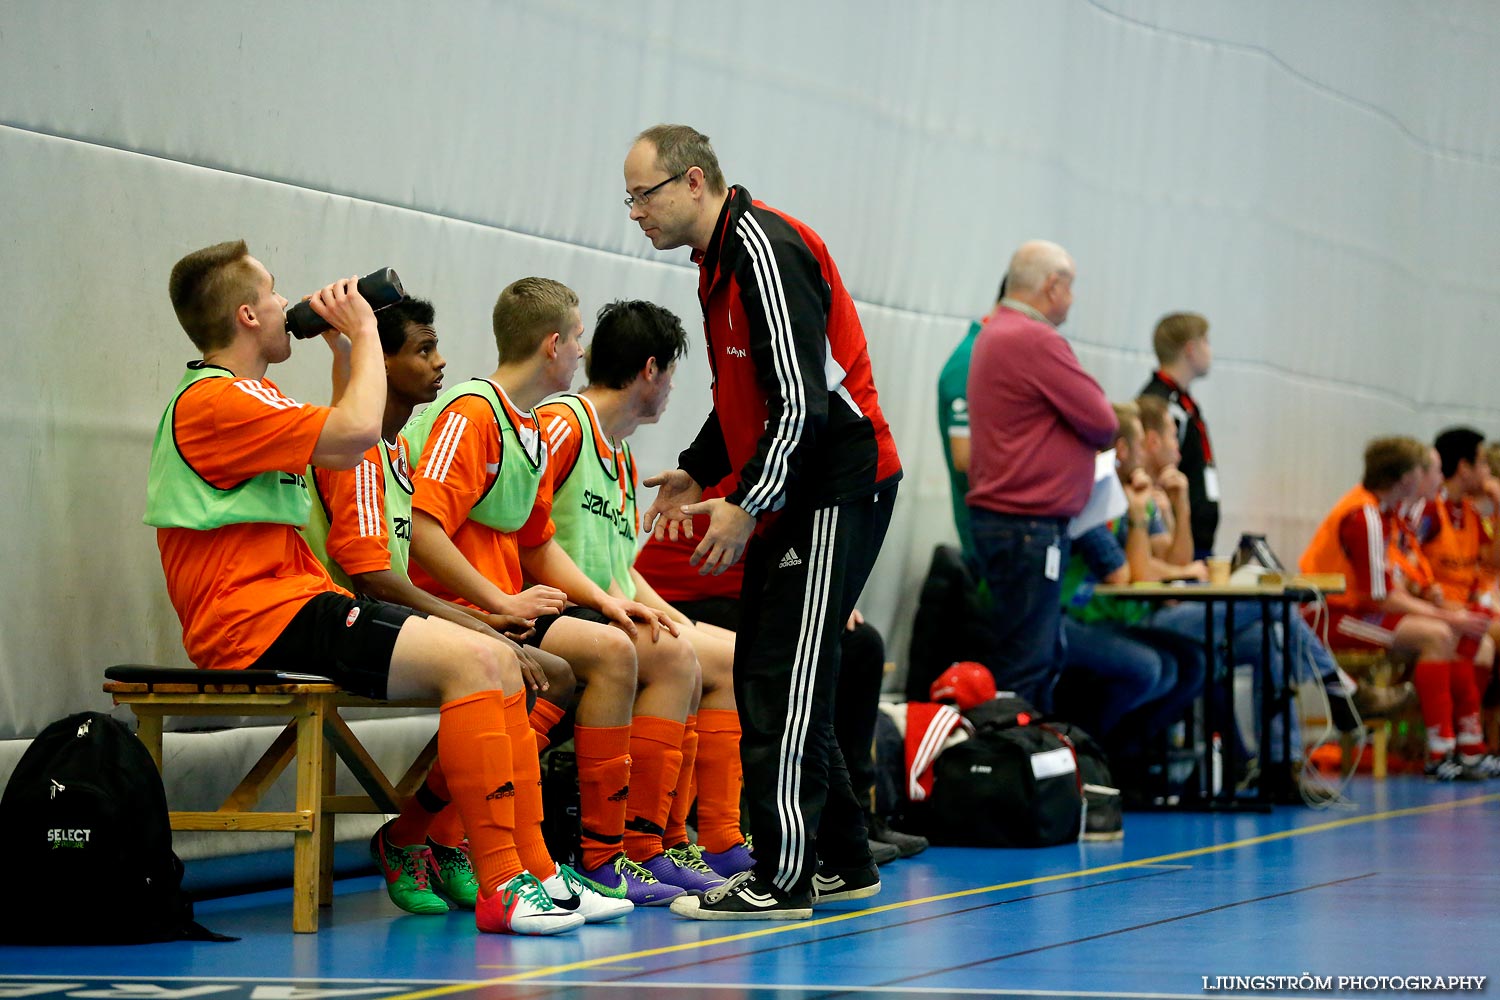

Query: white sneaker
[544,864,634,922]
[1460,752,1500,779]
[475,872,584,935]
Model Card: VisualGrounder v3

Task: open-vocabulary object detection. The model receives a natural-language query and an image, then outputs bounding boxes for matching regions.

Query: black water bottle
[285,267,407,339]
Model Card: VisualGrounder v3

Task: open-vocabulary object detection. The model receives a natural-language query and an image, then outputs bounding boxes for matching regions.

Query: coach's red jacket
[678,186,902,519]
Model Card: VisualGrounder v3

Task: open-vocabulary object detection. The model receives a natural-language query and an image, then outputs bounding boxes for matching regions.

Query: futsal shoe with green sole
[369,822,449,915]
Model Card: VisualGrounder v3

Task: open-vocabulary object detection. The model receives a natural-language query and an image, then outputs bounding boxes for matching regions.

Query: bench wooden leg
[292,699,325,933]
[1338,721,1391,779]
[135,712,164,770]
[319,720,338,909]
[1371,721,1389,779]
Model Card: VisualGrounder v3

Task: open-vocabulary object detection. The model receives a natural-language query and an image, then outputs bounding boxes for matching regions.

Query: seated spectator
[635,494,928,859]
[1137,398,1412,796]
[1300,437,1498,780]
[1053,402,1206,787]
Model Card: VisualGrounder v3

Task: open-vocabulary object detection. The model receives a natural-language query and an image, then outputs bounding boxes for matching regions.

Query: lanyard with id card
[1045,541,1062,581]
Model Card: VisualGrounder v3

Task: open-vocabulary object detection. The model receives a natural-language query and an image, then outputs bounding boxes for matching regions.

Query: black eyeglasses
[624,170,687,209]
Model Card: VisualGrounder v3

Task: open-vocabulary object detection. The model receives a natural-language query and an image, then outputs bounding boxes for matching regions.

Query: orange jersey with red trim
[409,392,554,604]
[1389,515,1435,596]
[1299,484,1395,612]
[1417,496,1490,604]
[156,375,340,670]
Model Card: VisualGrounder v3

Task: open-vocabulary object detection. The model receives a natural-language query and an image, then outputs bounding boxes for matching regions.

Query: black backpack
[924,697,1112,849]
[926,724,1082,848]
[905,545,1001,703]
[0,711,231,943]
[539,749,581,868]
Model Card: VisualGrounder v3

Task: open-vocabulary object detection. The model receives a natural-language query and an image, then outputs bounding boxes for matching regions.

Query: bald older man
[966,241,1116,710]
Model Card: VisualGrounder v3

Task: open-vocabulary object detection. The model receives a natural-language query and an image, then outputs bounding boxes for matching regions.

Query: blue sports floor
[2,778,1496,999]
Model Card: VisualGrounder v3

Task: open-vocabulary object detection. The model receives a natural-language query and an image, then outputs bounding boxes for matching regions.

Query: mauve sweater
[965,306,1116,519]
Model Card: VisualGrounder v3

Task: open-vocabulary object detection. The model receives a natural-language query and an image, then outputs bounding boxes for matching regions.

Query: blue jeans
[968,508,1068,711]
[1055,619,1206,753]
[1057,619,1174,738]
[1148,603,1334,763]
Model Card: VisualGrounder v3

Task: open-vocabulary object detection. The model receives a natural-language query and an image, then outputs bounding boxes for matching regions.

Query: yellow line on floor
[388,791,1500,996]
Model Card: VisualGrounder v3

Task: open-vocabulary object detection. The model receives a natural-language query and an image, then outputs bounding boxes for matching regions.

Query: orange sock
[496,690,555,881]
[426,804,466,848]
[623,715,685,862]
[437,692,522,896]
[695,708,744,852]
[387,758,447,846]
[574,724,632,870]
[664,714,699,848]
[529,698,567,752]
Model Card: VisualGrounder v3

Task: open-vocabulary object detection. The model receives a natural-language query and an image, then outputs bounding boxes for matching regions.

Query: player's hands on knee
[514,644,549,691]
[597,597,679,642]
[483,612,536,643]
[505,585,567,621]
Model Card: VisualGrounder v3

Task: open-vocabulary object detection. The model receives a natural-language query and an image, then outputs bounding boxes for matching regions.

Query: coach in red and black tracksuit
[625,124,902,919]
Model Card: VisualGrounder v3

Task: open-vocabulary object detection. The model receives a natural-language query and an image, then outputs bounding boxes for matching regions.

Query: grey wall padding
[3,3,1499,855]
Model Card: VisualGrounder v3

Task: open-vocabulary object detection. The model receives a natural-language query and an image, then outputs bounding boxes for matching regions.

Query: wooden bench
[103,665,439,933]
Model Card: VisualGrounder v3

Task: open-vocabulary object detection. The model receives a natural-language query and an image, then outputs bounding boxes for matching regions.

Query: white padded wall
[3,0,1499,746]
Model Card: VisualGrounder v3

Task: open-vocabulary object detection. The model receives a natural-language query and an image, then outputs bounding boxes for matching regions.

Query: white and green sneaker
[543,864,634,922]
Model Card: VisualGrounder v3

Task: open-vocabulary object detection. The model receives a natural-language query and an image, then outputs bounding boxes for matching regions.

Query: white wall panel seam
[1086,0,1500,167]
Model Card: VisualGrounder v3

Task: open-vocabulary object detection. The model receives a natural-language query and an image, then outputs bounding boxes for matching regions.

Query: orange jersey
[1414,496,1491,604]
[312,437,412,577]
[409,392,554,604]
[538,400,596,494]
[1389,515,1436,596]
[156,375,339,670]
[536,395,636,527]
[1299,484,1395,612]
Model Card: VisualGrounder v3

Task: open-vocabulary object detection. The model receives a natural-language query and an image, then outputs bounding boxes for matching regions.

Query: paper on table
[1067,449,1128,539]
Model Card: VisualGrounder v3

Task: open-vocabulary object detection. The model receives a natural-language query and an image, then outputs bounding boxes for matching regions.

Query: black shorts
[252,593,424,700]
[674,597,741,633]
[528,605,611,647]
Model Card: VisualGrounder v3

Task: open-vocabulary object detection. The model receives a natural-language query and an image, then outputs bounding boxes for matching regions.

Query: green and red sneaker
[369,821,449,915]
